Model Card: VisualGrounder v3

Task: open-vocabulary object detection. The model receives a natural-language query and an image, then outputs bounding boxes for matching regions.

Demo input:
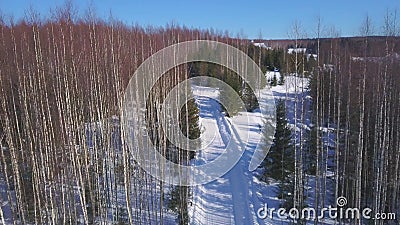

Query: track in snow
[189,85,263,225]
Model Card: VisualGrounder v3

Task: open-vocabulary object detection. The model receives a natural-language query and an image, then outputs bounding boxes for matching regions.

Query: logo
[257,197,397,221]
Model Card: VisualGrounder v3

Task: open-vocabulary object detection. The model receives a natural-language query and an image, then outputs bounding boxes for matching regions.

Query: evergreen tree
[261,99,295,209]
[162,90,200,225]
[218,68,243,117]
[241,84,260,112]
[271,74,278,86]
[272,49,284,70]
[166,186,191,225]
[179,98,201,159]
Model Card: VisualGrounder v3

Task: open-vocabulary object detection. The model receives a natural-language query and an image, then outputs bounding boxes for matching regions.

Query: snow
[189,82,269,225]
[265,71,281,82]
[269,75,338,225]
[287,48,307,54]
[0,175,15,225]
[189,74,340,224]
[252,42,272,50]
[306,54,318,60]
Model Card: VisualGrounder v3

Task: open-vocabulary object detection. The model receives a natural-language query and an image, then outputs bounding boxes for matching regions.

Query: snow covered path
[218,113,253,225]
[188,75,319,225]
[189,92,235,225]
[189,84,265,225]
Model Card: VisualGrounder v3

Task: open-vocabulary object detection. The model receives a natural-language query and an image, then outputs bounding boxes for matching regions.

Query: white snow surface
[189,83,267,225]
[189,75,337,225]
[265,71,281,82]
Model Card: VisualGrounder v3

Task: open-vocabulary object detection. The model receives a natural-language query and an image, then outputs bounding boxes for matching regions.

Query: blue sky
[0,0,399,39]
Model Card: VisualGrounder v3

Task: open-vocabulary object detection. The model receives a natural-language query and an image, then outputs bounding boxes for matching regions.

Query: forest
[0,3,399,225]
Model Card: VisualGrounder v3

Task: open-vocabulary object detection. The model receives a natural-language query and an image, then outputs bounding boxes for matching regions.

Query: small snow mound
[265,71,281,82]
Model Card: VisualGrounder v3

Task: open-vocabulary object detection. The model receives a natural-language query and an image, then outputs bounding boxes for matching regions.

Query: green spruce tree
[262,99,295,209]
[271,74,278,86]
[179,98,201,160]
[166,186,191,225]
[165,92,200,225]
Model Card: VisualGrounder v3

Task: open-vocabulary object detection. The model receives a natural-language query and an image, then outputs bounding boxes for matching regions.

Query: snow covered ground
[189,83,269,225]
[189,74,338,225]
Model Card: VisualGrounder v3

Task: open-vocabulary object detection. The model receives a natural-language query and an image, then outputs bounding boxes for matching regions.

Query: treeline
[0,4,244,224]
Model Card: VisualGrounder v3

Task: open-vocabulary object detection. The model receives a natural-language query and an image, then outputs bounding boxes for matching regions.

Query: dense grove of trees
[309,14,400,224]
[0,2,399,225]
[0,5,247,224]
[247,44,285,73]
[260,13,400,225]
[280,17,399,225]
[188,44,287,116]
